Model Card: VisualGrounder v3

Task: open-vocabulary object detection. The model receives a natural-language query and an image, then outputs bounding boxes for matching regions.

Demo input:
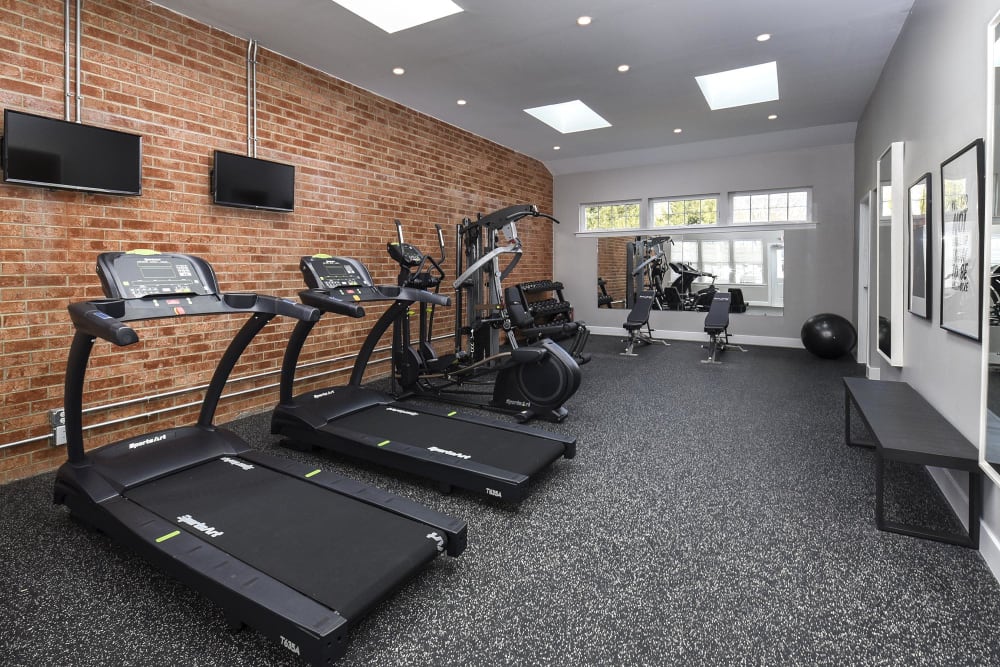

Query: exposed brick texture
[0,0,554,483]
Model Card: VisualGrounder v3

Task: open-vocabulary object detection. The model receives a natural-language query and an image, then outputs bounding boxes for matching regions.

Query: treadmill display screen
[99,252,218,299]
[301,256,374,290]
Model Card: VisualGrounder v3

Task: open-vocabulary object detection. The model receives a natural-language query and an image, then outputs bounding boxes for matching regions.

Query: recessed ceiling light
[768,113,778,120]
[392,66,405,75]
[553,146,561,150]
[617,64,630,73]
[524,100,611,134]
[331,0,463,33]
[457,99,467,106]
[756,33,771,42]
[695,61,779,110]
[673,128,682,134]
[577,16,592,26]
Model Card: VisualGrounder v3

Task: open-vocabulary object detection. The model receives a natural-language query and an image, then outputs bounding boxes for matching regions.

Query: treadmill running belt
[332,405,566,475]
[125,458,442,620]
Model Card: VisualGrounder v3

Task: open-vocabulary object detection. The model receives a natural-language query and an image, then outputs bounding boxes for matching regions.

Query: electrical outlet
[49,408,67,447]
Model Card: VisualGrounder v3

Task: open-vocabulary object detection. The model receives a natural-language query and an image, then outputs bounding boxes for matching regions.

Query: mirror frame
[876,141,906,367]
[980,11,1000,485]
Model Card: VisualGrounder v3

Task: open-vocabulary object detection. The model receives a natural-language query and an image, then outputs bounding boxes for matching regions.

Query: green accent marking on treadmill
[377,439,391,447]
[305,469,321,478]
[127,249,159,255]
[313,253,332,258]
[447,411,457,417]
[156,530,181,543]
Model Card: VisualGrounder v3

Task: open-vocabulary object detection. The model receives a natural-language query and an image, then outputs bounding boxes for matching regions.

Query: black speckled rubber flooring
[3,335,1000,666]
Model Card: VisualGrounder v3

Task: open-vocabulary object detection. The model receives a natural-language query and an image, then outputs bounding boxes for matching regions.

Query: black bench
[843,377,982,548]
[701,291,736,363]
[620,291,668,356]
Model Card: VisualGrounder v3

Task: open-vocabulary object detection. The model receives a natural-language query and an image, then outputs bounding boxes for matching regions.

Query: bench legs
[875,453,983,549]
[844,392,875,449]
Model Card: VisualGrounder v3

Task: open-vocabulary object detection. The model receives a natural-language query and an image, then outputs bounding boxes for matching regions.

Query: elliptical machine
[388,205,581,423]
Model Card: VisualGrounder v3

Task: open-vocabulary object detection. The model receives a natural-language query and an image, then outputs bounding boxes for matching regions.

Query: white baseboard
[866,365,880,380]
[590,326,802,349]
[926,467,1000,578]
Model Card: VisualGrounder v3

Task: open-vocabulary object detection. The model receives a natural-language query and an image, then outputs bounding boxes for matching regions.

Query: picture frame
[907,172,932,318]
[939,138,985,341]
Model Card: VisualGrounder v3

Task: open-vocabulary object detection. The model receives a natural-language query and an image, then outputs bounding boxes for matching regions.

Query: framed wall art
[907,172,932,318]
[939,138,985,340]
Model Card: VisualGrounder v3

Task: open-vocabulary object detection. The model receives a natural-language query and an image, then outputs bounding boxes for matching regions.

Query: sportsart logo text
[428,446,471,460]
[128,434,167,450]
[220,457,254,471]
[312,389,337,399]
[504,398,531,408]
[177,514,224,538]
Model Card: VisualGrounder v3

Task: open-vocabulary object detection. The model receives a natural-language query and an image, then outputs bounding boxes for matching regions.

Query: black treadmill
[271,254,576,502]
[53,251,466,666]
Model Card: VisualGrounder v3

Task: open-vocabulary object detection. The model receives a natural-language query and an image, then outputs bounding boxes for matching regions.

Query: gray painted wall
[854,0,1000,574]
[553,141,855,342]
[855,0,991,431]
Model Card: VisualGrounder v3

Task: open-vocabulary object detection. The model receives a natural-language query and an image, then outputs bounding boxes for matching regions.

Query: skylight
[695,61,779,110]
[523,100,611,134]
[330,0,463,34]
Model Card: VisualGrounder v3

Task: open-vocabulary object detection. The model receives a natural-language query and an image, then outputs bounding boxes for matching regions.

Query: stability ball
[801,313,857,359]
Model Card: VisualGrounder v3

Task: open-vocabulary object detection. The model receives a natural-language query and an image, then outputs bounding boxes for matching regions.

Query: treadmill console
[97,251,219,299]
[300,255,383,301]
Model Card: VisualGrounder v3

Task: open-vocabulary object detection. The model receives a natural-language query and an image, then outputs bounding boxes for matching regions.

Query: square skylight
[331,0,463,34]
[523,100,611,134]
[695,61,779,110]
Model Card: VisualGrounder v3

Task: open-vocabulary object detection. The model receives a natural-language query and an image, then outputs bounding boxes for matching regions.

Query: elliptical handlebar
[389,219,446,288]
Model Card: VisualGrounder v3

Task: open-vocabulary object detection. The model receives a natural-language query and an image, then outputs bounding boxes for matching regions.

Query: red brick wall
[597,237,630,306]
[0,0,554,482]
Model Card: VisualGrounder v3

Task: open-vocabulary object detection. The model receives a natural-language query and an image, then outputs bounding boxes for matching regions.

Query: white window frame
[731,187,812,225]
[580,199,642,232]
[650,194,720,229]
[672,237,766,286]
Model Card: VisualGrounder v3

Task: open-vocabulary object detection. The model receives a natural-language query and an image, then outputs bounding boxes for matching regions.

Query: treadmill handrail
[298,289,366,318]
[68,292,319,329]
[63,292,318,464]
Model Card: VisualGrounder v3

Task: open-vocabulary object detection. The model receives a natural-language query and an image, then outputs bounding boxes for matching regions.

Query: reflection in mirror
[877,147,894,358]
[596,232,783,316]
[876,141,905,366]
[985,16,1000,480]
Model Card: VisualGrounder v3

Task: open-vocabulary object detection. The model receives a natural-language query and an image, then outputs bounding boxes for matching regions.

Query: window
[582,201,640,231]
[651,196,718,227]
[671,238,765,285]
[732,189,810,224]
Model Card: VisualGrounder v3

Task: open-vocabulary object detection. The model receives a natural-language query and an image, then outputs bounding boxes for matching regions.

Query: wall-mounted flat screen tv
[212,150,295,212]
[2,109,142,195]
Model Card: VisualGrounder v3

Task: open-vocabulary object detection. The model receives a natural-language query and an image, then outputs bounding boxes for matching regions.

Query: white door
[856,191,873,365]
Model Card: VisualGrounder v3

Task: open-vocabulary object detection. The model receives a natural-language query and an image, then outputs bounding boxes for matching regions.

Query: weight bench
[702,292,745,364]
[843,377,983,548]
[621,291,668,356]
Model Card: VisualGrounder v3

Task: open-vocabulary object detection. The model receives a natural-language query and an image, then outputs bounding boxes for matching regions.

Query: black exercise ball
[801,313,857,359]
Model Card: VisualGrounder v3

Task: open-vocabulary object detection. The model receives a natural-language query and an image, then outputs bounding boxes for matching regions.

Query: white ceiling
[151,0,914,175]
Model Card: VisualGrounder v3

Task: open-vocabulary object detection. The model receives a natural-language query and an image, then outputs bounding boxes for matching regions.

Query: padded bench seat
[843,377,982,548]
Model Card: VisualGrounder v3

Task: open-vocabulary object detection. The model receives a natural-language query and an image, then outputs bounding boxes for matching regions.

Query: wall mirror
[596,233,784,316]
[876,141,906,366]
[981,12,1000,484]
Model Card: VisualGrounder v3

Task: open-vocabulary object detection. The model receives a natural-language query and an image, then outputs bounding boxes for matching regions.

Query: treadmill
[271,254,576,502]
[53,251,466,666]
